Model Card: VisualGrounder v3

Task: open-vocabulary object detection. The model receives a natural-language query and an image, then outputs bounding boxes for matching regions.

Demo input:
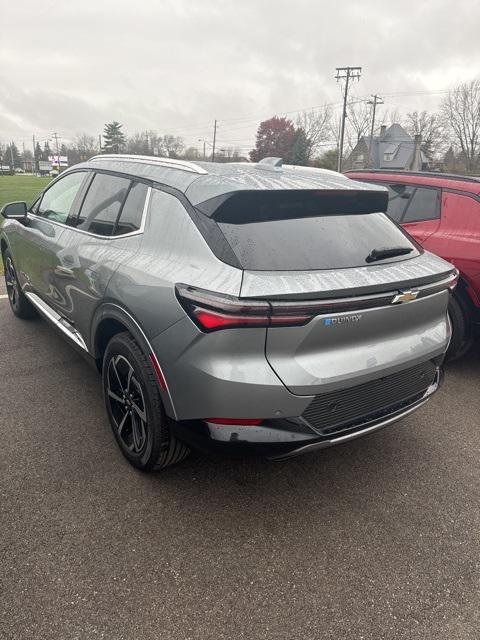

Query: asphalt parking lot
[1,283,479,640]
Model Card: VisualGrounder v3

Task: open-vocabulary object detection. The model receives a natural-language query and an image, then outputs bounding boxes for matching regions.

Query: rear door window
[403,187,440,222]
[384,184,414,222]
[76,173,130,236]
[114,182,148,236]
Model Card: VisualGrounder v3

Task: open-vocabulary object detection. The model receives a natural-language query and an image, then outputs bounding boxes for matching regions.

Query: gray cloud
[1,0,479,152]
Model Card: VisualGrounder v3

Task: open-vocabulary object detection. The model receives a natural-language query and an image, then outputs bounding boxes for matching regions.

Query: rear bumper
[171,366,443,460]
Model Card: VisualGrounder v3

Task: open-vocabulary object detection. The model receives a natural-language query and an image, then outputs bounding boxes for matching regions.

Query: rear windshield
[196,190,419,271]
[218,213,417,270]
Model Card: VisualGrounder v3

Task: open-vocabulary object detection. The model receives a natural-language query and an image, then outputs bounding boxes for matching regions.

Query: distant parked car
[14,168,25,174]
[346,170,480,358]
[1,156,456,472]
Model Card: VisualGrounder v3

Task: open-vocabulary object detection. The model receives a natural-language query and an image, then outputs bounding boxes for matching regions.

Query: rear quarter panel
[104,188,243,341]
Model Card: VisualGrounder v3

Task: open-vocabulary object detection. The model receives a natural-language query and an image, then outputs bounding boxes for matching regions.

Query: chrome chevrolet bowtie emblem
[392,290,419,304]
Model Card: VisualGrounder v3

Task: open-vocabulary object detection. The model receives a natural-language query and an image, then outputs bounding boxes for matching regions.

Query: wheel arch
[456,272,480,309]
[1,235,11,259]
[91,303,177,419]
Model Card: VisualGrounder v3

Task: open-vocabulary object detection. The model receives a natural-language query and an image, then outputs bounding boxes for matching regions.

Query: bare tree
[74,134,98,157]
[160,134,184,158]
[345,100,372,152]
[126,132,150,155]
[441,79,480,172]
[296,107,332,160]
[404,110,445,159]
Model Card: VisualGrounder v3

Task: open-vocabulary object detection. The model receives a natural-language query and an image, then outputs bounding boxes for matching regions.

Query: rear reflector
[149,353,168,391]
[206,418,263,425]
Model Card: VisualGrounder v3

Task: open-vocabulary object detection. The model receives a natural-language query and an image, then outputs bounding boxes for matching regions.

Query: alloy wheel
[5,257,19,308]
[106,354,148,454]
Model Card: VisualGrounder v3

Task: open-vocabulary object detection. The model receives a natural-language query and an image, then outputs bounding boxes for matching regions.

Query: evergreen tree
[34,142,42,167]
[312,149,338,171]
[43,141,51,161]
[4,142,21,168]
[102,121,126,154]
[289,128,310,166]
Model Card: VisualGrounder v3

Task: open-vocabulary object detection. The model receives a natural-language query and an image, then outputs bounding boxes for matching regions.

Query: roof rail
[344,169,480,184]
[88,154,208,175]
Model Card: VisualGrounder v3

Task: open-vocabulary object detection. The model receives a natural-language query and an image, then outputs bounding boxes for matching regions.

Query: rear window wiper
[366,246,413,263]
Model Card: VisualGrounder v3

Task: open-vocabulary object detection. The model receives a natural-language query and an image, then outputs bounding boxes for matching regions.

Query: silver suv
[0,155,456,471]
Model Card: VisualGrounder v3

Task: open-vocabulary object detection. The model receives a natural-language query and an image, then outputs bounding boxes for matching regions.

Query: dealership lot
[0,283,479,640]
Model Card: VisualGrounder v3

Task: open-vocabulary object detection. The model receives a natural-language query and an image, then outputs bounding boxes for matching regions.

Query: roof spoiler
[196,189,389,223]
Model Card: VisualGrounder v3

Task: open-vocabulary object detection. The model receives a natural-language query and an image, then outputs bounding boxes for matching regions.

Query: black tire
[2,249,37,319]
[447,291,473,360]
[102,332,189,472]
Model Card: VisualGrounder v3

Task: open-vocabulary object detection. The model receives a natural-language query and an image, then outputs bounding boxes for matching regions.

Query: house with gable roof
[345,123,429,171]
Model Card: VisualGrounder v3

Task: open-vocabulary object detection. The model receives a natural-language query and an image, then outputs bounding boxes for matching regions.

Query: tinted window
[403,187,440,222]
[384,184,414,222]
[114,182,148,236]
[77,173,130,236]
[218,212,418,270]
[37,172,86,223]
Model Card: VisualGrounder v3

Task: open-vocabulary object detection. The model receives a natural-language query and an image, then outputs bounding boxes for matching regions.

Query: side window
[384,183,415,222]
[77,173,131,236]
[114,182,148,236]
[37,172,86,224]
[403,187,440,223]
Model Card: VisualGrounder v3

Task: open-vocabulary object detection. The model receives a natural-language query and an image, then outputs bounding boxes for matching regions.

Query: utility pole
[33,134,37,173]
[212,120,217,162]
[335,66,362,172]
[52,132,60,172]
[98,134,102,153]
[367,94,384,168]
[9,142,15,170]
[22,142,26,171]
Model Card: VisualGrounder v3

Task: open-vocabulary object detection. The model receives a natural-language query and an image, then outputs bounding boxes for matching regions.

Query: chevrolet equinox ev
[0,155,457,471]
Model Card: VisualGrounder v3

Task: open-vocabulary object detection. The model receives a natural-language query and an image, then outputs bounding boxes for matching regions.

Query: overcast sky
[1,0,479,154]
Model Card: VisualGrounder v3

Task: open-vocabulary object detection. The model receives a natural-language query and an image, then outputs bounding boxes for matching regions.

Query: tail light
[175,271,459,334]
[175,284,312,332]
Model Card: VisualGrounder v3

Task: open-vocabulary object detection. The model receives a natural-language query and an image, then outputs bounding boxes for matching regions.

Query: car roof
[71,154,386,206]
[345,169,480,196]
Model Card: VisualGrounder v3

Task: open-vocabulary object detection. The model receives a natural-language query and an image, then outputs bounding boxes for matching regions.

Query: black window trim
[27,168,152,240]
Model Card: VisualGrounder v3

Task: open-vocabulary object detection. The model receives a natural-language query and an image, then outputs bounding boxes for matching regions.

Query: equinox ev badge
[391,289,420,304]
[324,314,362,326]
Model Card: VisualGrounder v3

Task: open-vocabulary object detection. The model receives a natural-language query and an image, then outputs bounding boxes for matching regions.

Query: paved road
[1,285,479,640]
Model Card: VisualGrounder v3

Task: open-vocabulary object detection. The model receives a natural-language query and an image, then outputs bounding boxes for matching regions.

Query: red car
[346,170,480,358]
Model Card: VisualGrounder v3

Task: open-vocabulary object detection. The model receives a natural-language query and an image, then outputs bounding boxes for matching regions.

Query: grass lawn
[0,175,51,276]
[0,175,51,209]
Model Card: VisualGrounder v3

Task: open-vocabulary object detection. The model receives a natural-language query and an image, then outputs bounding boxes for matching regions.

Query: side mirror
[0,201,28,220]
